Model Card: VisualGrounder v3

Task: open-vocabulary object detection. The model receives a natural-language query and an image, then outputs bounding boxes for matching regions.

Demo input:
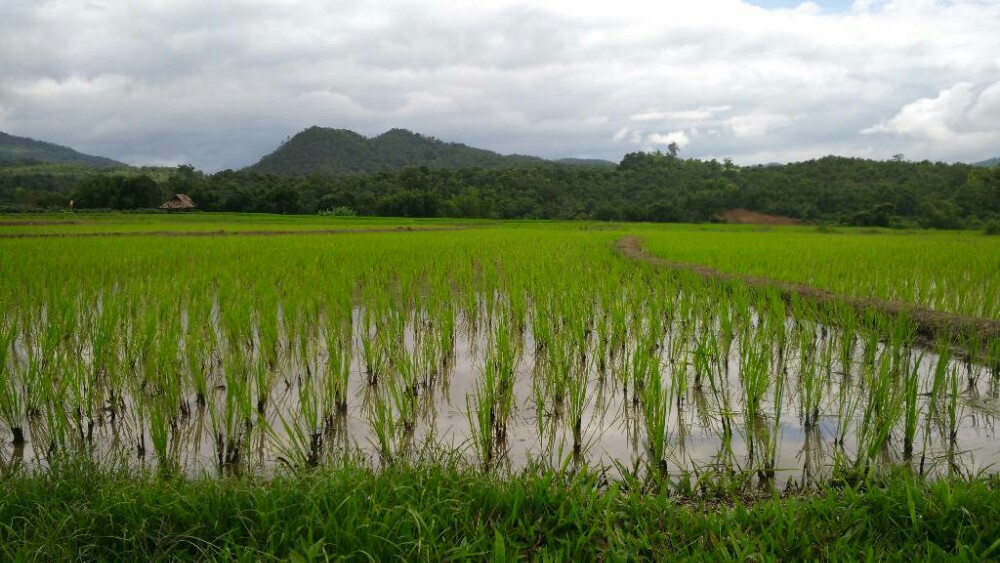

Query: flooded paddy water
[3,300,999,488]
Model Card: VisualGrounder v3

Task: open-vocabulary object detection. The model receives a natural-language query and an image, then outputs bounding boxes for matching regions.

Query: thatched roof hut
[160,194,196,212]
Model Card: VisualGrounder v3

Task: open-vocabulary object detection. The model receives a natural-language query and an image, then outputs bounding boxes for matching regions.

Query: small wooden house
[160,194,196,212]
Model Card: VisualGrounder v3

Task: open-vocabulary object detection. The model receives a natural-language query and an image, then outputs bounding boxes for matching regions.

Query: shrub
[319,206,358,217]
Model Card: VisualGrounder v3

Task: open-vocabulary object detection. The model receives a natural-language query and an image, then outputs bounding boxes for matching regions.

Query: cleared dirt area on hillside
[715,209,804,225]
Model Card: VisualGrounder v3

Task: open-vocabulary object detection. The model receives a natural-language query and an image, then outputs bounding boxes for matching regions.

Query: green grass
[2,459,999,560]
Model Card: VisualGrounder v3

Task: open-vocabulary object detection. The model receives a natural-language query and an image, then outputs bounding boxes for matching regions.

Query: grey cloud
[1,0,999,170]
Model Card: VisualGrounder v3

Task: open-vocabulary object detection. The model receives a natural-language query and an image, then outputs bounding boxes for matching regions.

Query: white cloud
[861,81,1000,152]
[630,106,731,122]
[792,2,823,16]
[968,82,1000,129]
[647,131,691,148]
[728,112,793,138]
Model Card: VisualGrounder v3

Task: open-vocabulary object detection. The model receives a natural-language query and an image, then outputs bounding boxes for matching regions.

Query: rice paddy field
[2,214,1000,559]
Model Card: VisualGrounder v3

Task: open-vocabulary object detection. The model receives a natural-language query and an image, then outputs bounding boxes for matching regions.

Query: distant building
[160,194,196,212]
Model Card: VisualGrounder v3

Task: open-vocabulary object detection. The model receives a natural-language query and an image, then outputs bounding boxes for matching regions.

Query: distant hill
[974,156,999,167]
[0,131,124,168]
[247,127,606,175]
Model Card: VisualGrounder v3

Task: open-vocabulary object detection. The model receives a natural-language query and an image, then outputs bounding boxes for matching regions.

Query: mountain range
[0,131,124,168]
[0,127,995,173]
[245,127,615,175]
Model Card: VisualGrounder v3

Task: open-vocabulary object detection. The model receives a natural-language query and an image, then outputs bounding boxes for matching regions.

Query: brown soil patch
[714,209,803,226]
[617,236,1000,359]
[0,226,466,239]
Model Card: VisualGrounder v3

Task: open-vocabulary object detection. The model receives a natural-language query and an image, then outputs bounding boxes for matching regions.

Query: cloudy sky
[1,0,998,171]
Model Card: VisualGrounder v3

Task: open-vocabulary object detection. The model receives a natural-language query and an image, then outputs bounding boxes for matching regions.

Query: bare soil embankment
[713,209,804,226]
[616,236,1000,358]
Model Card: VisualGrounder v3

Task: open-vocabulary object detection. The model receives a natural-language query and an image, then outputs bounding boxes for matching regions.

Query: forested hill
[246,127,602,175]
[975,157,999,167]
[0,131,124,168]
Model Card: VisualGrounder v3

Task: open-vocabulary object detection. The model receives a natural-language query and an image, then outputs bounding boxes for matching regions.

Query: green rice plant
[738,331,775,481]
[391,351,420,436]
[360,302,399,388]
[929,337,952,403]
[147,393,174,475]
[366,387,398,466]
[961,333,984,388]
[123,344,150,461]
[543,326,572,419]
[184,312,211,410]
[65,340,98,450]
[691,326,717,393]
[559,307,593,461]
[836,312,858,379]
[740,338,770,427]
[209,349,255,474]
[946,363,961,445]
[276,369,325,468]
[0,320,25,446]
[87,290,123,421]
[764,355,786,480]
[256,293,281,366]
[468,309,525,470]
[432,295,457,377]
[39,350,74,459]
[668,341,689,412]
[565,355,590,462]
[466,375,497,471]
[637,344,670,476]
[798,324,823,430]
[988,338,1000,382]
[489,313,521,442]
[607,293,629,365]
[902,351,924,460]
[855,346,906,477]
[359,328,385,388]
[322,307,353,421]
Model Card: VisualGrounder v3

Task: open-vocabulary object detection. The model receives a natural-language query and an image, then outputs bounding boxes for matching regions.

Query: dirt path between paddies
[616,236,1000,362]
[0,225,469,239]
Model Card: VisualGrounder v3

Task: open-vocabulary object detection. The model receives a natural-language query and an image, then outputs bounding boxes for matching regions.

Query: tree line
[2,154,998,229]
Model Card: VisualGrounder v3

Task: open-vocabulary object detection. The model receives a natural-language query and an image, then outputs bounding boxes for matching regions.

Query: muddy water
[3,309,999,487]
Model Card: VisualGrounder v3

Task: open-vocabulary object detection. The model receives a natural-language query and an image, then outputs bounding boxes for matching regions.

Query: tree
[918,199,962,229]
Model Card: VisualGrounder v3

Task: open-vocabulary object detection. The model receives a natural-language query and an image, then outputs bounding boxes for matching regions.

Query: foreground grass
[2,462,1000,561]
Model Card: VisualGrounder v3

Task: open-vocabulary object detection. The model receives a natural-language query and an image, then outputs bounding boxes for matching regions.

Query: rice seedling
[322,303,353,421]
[0,320,24,446]
[0,218,996,495]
